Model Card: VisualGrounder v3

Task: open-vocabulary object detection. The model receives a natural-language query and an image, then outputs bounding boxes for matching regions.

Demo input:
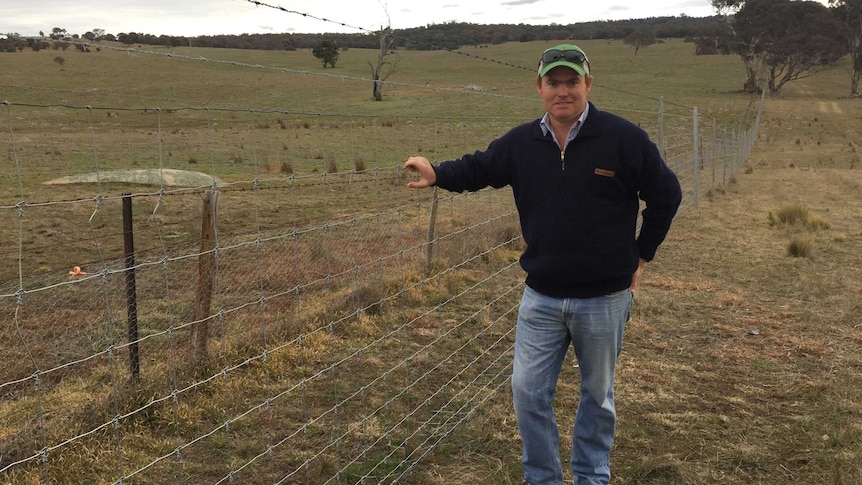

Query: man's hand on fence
[404,156,436,188]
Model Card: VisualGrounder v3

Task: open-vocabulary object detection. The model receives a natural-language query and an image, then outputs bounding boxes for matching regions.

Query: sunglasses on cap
[540,48,588,66]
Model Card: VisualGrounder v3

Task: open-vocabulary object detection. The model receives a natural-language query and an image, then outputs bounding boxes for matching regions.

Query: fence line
[0,89,763,483]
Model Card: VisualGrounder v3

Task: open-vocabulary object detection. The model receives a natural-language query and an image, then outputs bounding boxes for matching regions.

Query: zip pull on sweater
[561,149,565,170]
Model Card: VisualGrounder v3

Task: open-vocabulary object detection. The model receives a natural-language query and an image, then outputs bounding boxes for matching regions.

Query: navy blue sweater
[433,102,682,298]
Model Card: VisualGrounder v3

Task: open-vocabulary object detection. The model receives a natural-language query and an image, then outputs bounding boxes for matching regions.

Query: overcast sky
[2,0,834,37]
[0,0,732,37]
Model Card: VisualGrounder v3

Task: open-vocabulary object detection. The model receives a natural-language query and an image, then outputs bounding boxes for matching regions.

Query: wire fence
[0,80,763,483]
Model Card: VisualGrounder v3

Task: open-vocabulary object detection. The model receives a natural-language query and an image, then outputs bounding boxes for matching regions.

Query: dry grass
[787,233,814,257]
[769,202,832,231]
[2,38,861,484]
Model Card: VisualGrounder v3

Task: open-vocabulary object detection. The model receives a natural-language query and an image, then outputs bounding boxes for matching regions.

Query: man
[403,44,682,485]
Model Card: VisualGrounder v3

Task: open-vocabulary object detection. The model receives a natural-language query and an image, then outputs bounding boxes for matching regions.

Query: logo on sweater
[594,168,615,178]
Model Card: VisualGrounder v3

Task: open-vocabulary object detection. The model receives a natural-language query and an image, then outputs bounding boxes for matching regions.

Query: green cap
[537,44,590,77]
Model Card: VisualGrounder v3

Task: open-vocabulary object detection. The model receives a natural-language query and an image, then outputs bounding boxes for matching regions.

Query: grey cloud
[501,0,543,6]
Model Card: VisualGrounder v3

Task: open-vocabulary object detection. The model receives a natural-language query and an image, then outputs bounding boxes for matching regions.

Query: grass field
[1,37,860,484]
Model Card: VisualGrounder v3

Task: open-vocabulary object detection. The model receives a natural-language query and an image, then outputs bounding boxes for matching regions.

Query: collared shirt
[539,103,590,150]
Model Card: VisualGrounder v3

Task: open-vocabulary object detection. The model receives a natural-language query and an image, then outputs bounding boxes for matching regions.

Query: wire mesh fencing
[0,89,762,483]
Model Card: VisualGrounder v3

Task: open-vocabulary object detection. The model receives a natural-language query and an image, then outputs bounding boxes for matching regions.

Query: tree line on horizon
[2,16,722,52]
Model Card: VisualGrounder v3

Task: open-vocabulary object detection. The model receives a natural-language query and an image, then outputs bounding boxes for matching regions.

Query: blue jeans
[511,286,632,485]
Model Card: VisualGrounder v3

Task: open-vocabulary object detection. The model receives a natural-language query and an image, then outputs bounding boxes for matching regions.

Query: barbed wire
[244,0,379,34]
[238,0,694,108]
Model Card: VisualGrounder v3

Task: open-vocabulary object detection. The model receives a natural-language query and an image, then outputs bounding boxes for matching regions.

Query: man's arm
[636,144,683,261]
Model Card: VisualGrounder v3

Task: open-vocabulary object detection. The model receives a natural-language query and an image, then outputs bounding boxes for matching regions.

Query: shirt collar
[540,103,590,143]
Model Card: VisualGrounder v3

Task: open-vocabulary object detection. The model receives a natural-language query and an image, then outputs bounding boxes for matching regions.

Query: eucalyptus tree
[712,0,846,94]
[829,0,862,96]
[312,40,339,68]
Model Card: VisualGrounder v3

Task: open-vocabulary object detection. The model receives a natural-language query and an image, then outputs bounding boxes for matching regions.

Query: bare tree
[368,1,399,101]
[369,28,399,101]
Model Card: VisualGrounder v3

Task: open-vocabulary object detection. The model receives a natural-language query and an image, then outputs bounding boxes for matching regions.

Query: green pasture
[0,38,764,205]
[1,38,757,113]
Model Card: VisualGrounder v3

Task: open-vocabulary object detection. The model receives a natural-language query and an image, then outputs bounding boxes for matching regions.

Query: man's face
[536,66,592,125]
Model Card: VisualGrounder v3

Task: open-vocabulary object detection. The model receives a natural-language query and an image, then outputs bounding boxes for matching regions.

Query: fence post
[658,97,665,159]
[122,194,140,379]
[692,107,699,207]
[749,87,767,165]
[425,187,439,275]
[712,118,717,191]
[192,190,218,361]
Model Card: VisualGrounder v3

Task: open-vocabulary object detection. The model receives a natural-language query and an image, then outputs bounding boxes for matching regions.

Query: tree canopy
[623,29,657,56]
[312,40,339,68]
[733,0,846,94]
[830,0,862,96]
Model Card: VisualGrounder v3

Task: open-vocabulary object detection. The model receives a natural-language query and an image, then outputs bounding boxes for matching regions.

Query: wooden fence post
[191,190,218,361]
[425,187,439,275]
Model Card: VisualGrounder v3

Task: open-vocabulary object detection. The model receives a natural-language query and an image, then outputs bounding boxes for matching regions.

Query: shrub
[768,203,809,226]
[805,214,831,231]
[768,203,830,231]
[787,234,813,258]
[280,161,294,174]
[325,159,338,174]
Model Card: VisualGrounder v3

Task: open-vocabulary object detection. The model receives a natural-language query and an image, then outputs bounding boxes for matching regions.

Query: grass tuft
[787,233,814,257]
[769,203,831,232]
[325,159,338,173]
[768,203,810,226]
